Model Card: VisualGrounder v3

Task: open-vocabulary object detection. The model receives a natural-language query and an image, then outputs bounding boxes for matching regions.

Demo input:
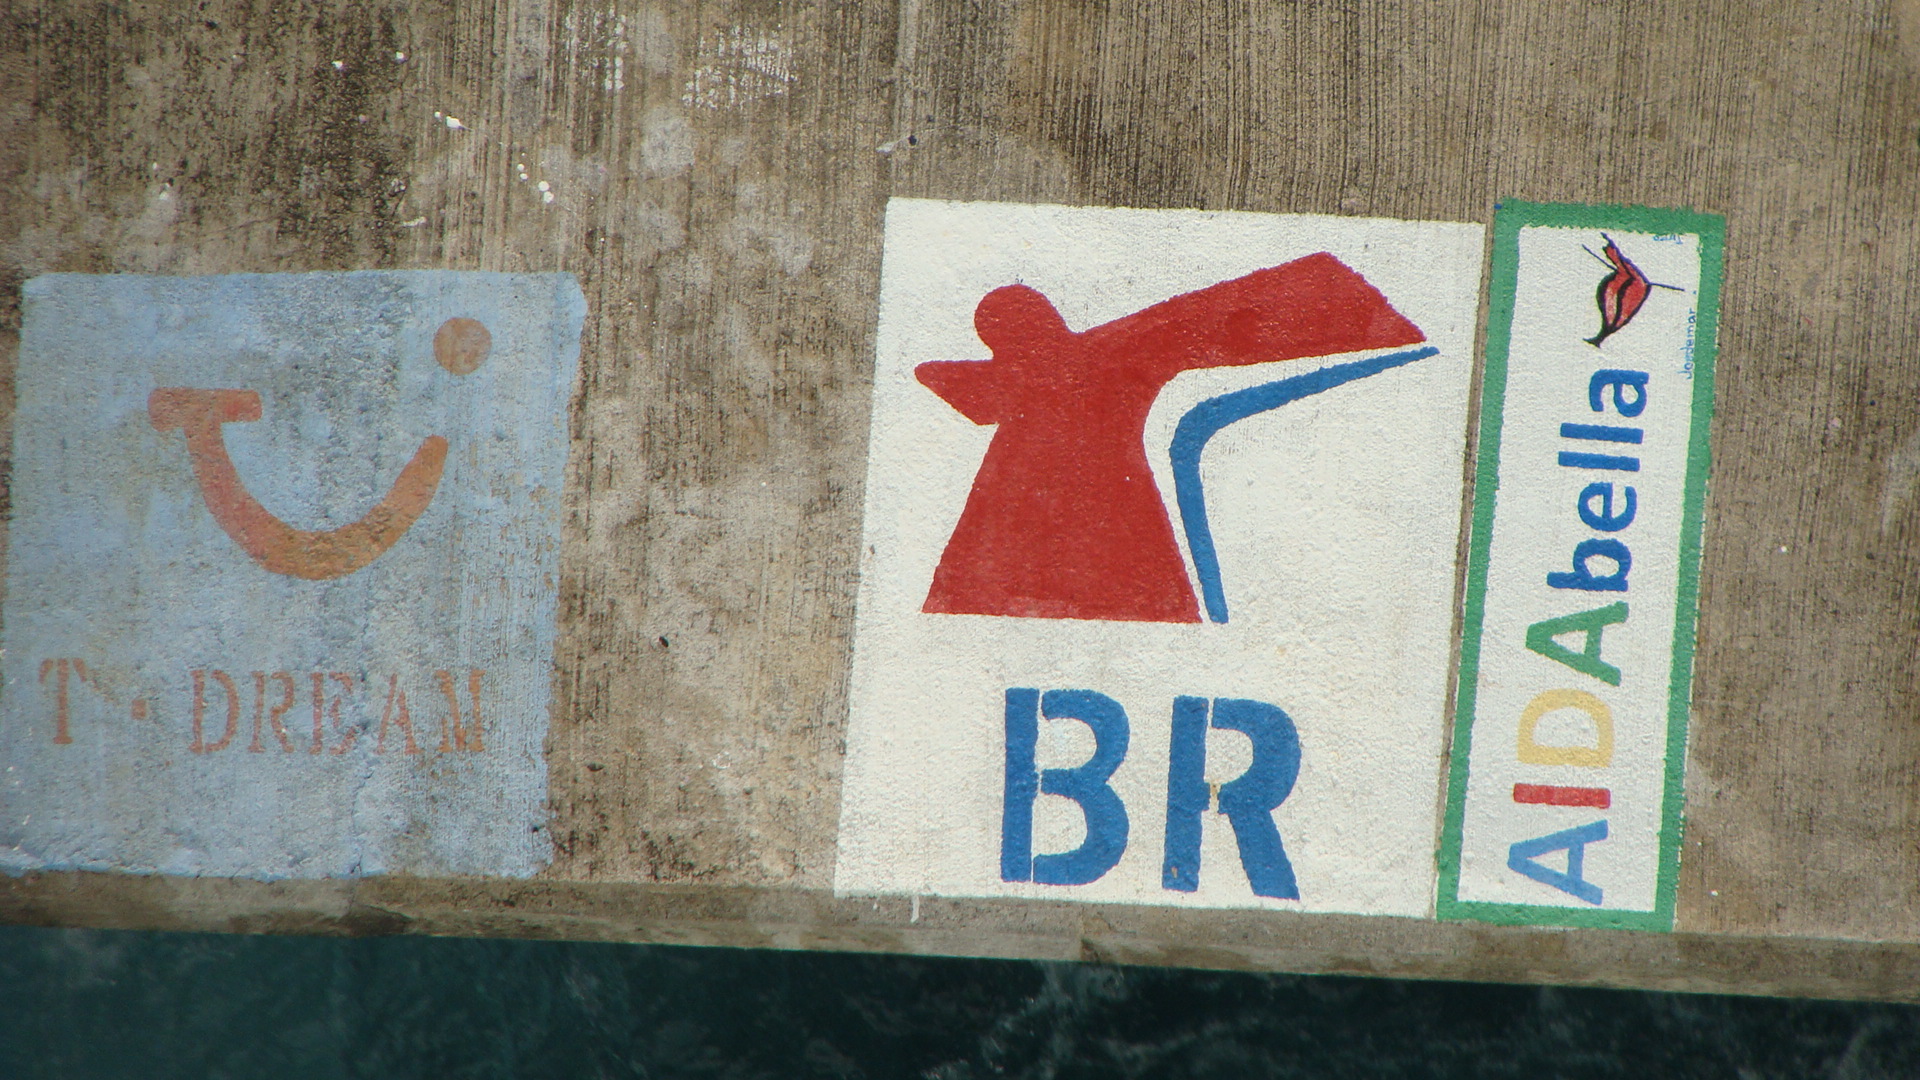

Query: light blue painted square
[0,272,585,880]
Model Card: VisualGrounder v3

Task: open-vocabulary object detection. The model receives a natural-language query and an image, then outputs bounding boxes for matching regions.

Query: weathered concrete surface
[9,871,1920,1004]
[4,0,1920,999]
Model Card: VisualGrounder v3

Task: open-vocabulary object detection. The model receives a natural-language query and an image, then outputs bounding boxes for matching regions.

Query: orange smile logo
[149,389,447,580]
[147,317,490,581]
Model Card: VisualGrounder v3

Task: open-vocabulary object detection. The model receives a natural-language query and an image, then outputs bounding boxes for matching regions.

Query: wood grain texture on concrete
[3,0,1920,999]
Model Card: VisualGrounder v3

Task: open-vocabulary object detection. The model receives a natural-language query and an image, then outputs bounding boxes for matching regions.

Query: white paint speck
[332,60,345,71]
[443,115,467,131]
[536,180,550,192]
[566,9,632,92]
[394,51,407,62]
[683,26,795,109]
[399,216,427,228]
[1881,424,1920,531]
[1778,545,1789,553]
[542,191,555,204]
[910,895,920,922]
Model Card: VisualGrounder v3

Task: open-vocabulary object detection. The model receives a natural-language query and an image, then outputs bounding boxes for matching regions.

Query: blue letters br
[1001,688,1302,899]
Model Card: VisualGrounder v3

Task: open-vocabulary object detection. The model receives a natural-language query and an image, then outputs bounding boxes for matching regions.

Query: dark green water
[2,925,1916,1078]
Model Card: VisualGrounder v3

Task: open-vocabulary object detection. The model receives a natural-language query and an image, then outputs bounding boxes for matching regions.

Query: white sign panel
[836,198,1485,915]
[1438,202,1723,930]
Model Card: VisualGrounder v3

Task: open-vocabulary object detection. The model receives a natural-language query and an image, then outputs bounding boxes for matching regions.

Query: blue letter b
[1001,688,1131,886]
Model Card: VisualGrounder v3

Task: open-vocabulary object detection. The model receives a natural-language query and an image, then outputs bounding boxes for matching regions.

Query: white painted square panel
[836,199,1485,916]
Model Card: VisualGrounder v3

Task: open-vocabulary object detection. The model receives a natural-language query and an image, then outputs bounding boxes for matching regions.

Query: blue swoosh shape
[1170,345,1440,624]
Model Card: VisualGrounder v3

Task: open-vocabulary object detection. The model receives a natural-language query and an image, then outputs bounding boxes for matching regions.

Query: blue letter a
[1001,688,1130,886]
[1508,820,1608,905]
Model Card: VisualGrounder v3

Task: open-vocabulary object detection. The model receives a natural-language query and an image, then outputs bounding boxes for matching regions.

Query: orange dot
[434,317,491,375]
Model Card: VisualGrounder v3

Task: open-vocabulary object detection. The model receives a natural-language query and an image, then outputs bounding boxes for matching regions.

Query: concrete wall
[5,0,1920,1001]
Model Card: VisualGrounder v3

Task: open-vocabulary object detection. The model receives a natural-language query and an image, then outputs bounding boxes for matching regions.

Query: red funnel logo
[917,253,1425,623]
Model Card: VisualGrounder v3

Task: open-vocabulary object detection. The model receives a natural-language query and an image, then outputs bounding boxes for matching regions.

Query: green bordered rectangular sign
[1437,201,1723,930]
